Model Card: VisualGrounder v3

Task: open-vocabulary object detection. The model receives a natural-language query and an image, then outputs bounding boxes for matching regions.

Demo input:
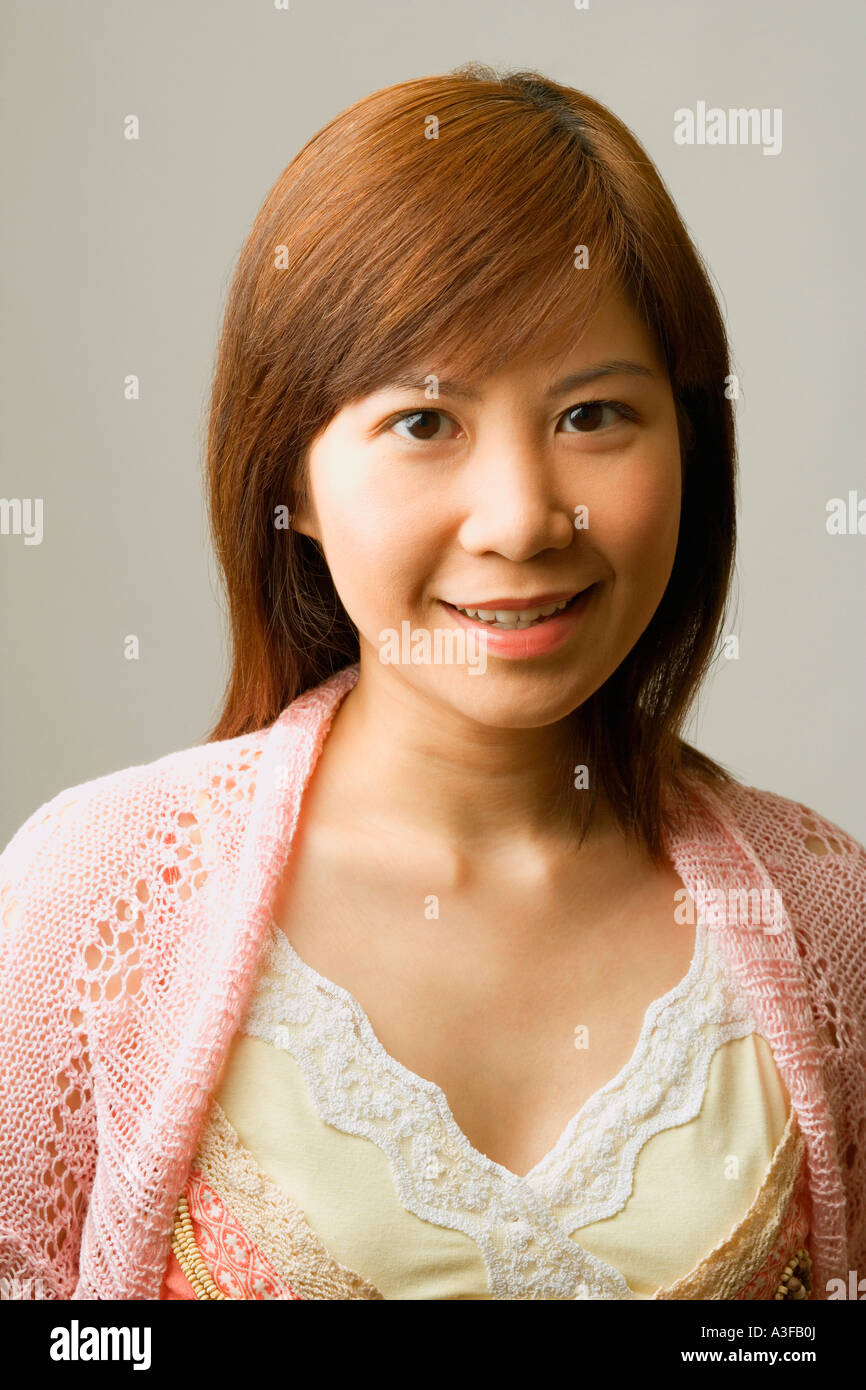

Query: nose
[455,433,576,561]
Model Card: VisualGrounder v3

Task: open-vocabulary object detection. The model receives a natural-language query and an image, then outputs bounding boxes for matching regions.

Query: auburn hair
[204,62,738,861]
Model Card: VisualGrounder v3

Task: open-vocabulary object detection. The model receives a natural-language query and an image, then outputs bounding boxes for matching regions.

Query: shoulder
[0,664,356,929]
[2,727,268,856]
[700,778,861,850]
[685,771,866,962]
[695,774,866,875]
[0,725,274,957]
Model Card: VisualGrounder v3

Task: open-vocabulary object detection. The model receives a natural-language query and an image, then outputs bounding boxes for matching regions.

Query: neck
[315,662,619,861]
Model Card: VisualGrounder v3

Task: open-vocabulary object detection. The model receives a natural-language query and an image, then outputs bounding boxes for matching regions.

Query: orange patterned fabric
[162,1170,299,1301]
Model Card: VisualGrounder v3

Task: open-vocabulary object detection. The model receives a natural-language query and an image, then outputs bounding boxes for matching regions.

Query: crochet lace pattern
[0,661,864,1299]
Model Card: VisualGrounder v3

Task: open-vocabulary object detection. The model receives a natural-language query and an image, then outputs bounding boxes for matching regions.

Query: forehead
[496,284,664,378]
[373,283,666,397]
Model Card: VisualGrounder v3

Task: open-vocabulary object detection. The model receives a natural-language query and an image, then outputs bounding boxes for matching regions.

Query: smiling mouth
[444,590,587,630]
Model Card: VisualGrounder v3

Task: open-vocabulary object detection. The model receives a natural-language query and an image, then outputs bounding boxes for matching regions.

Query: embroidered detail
[654,1107,808,1299]
[774,1248,812,1301]
[226,914,760,1299]
[188,1099,383,1300]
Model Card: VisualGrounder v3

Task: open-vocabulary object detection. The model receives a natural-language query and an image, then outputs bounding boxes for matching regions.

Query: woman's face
[293,282,683,729]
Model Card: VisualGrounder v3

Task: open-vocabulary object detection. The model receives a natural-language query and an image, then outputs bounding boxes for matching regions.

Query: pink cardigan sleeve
[0,791,99,1300]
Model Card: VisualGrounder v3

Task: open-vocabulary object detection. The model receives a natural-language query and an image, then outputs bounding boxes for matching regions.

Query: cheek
[591,452,681,585]
[312,460,433,614]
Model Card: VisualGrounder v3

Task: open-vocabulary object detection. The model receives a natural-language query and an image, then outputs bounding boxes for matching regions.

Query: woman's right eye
[387,410,458,443]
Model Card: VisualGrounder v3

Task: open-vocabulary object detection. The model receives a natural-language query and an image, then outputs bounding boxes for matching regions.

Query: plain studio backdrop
[1,0,863,847]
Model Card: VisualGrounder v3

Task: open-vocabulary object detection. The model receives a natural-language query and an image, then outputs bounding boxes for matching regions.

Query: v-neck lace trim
[530,919,760,1229]
[232,912,761,1298]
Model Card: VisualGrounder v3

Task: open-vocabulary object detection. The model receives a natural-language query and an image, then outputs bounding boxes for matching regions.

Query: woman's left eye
[387,410,457,442]
[559,400,637,433]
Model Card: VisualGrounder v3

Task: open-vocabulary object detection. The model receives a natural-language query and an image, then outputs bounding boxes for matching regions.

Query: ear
[290,493,320,542]
[291,514,319,541]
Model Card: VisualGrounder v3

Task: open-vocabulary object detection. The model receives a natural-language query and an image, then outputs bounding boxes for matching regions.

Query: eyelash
[384,398,639,442]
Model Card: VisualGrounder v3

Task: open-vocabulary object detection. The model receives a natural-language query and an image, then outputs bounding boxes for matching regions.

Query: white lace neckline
[265,910,711,1182]
[230,909,761,1298]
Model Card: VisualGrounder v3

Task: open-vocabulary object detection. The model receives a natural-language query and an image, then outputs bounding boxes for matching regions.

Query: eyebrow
[381,358,658,401]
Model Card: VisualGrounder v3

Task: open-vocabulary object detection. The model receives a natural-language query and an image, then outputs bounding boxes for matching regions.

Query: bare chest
[270,825,696,1178]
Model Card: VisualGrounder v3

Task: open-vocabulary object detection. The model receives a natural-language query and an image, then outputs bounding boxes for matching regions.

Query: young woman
[1,64,864,1303]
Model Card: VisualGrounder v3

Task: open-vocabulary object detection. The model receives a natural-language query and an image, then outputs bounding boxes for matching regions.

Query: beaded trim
[775,1247,812,1300]
[170,1191,228,1300]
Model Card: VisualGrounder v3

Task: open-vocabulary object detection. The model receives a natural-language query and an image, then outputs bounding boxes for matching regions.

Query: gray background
[2,0,864,847]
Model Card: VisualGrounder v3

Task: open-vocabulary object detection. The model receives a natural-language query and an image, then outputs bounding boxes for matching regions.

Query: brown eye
[390,410,450,442]
[568,403,604,431]
[560,400,634,433]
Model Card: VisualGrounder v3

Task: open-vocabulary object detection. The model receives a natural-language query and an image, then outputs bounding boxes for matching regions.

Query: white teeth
[453,596,573,627]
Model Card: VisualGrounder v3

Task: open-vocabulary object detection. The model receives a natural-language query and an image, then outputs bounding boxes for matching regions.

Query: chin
[438,675,594,729]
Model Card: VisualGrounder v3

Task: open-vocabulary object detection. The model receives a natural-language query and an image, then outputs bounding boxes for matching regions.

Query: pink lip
[448,590,578,611]
[440,586,596,658]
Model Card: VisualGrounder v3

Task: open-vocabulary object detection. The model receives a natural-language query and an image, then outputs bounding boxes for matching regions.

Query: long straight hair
[204,64,738,861]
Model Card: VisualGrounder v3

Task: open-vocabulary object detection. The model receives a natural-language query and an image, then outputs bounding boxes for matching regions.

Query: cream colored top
[194,911,796,1299]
